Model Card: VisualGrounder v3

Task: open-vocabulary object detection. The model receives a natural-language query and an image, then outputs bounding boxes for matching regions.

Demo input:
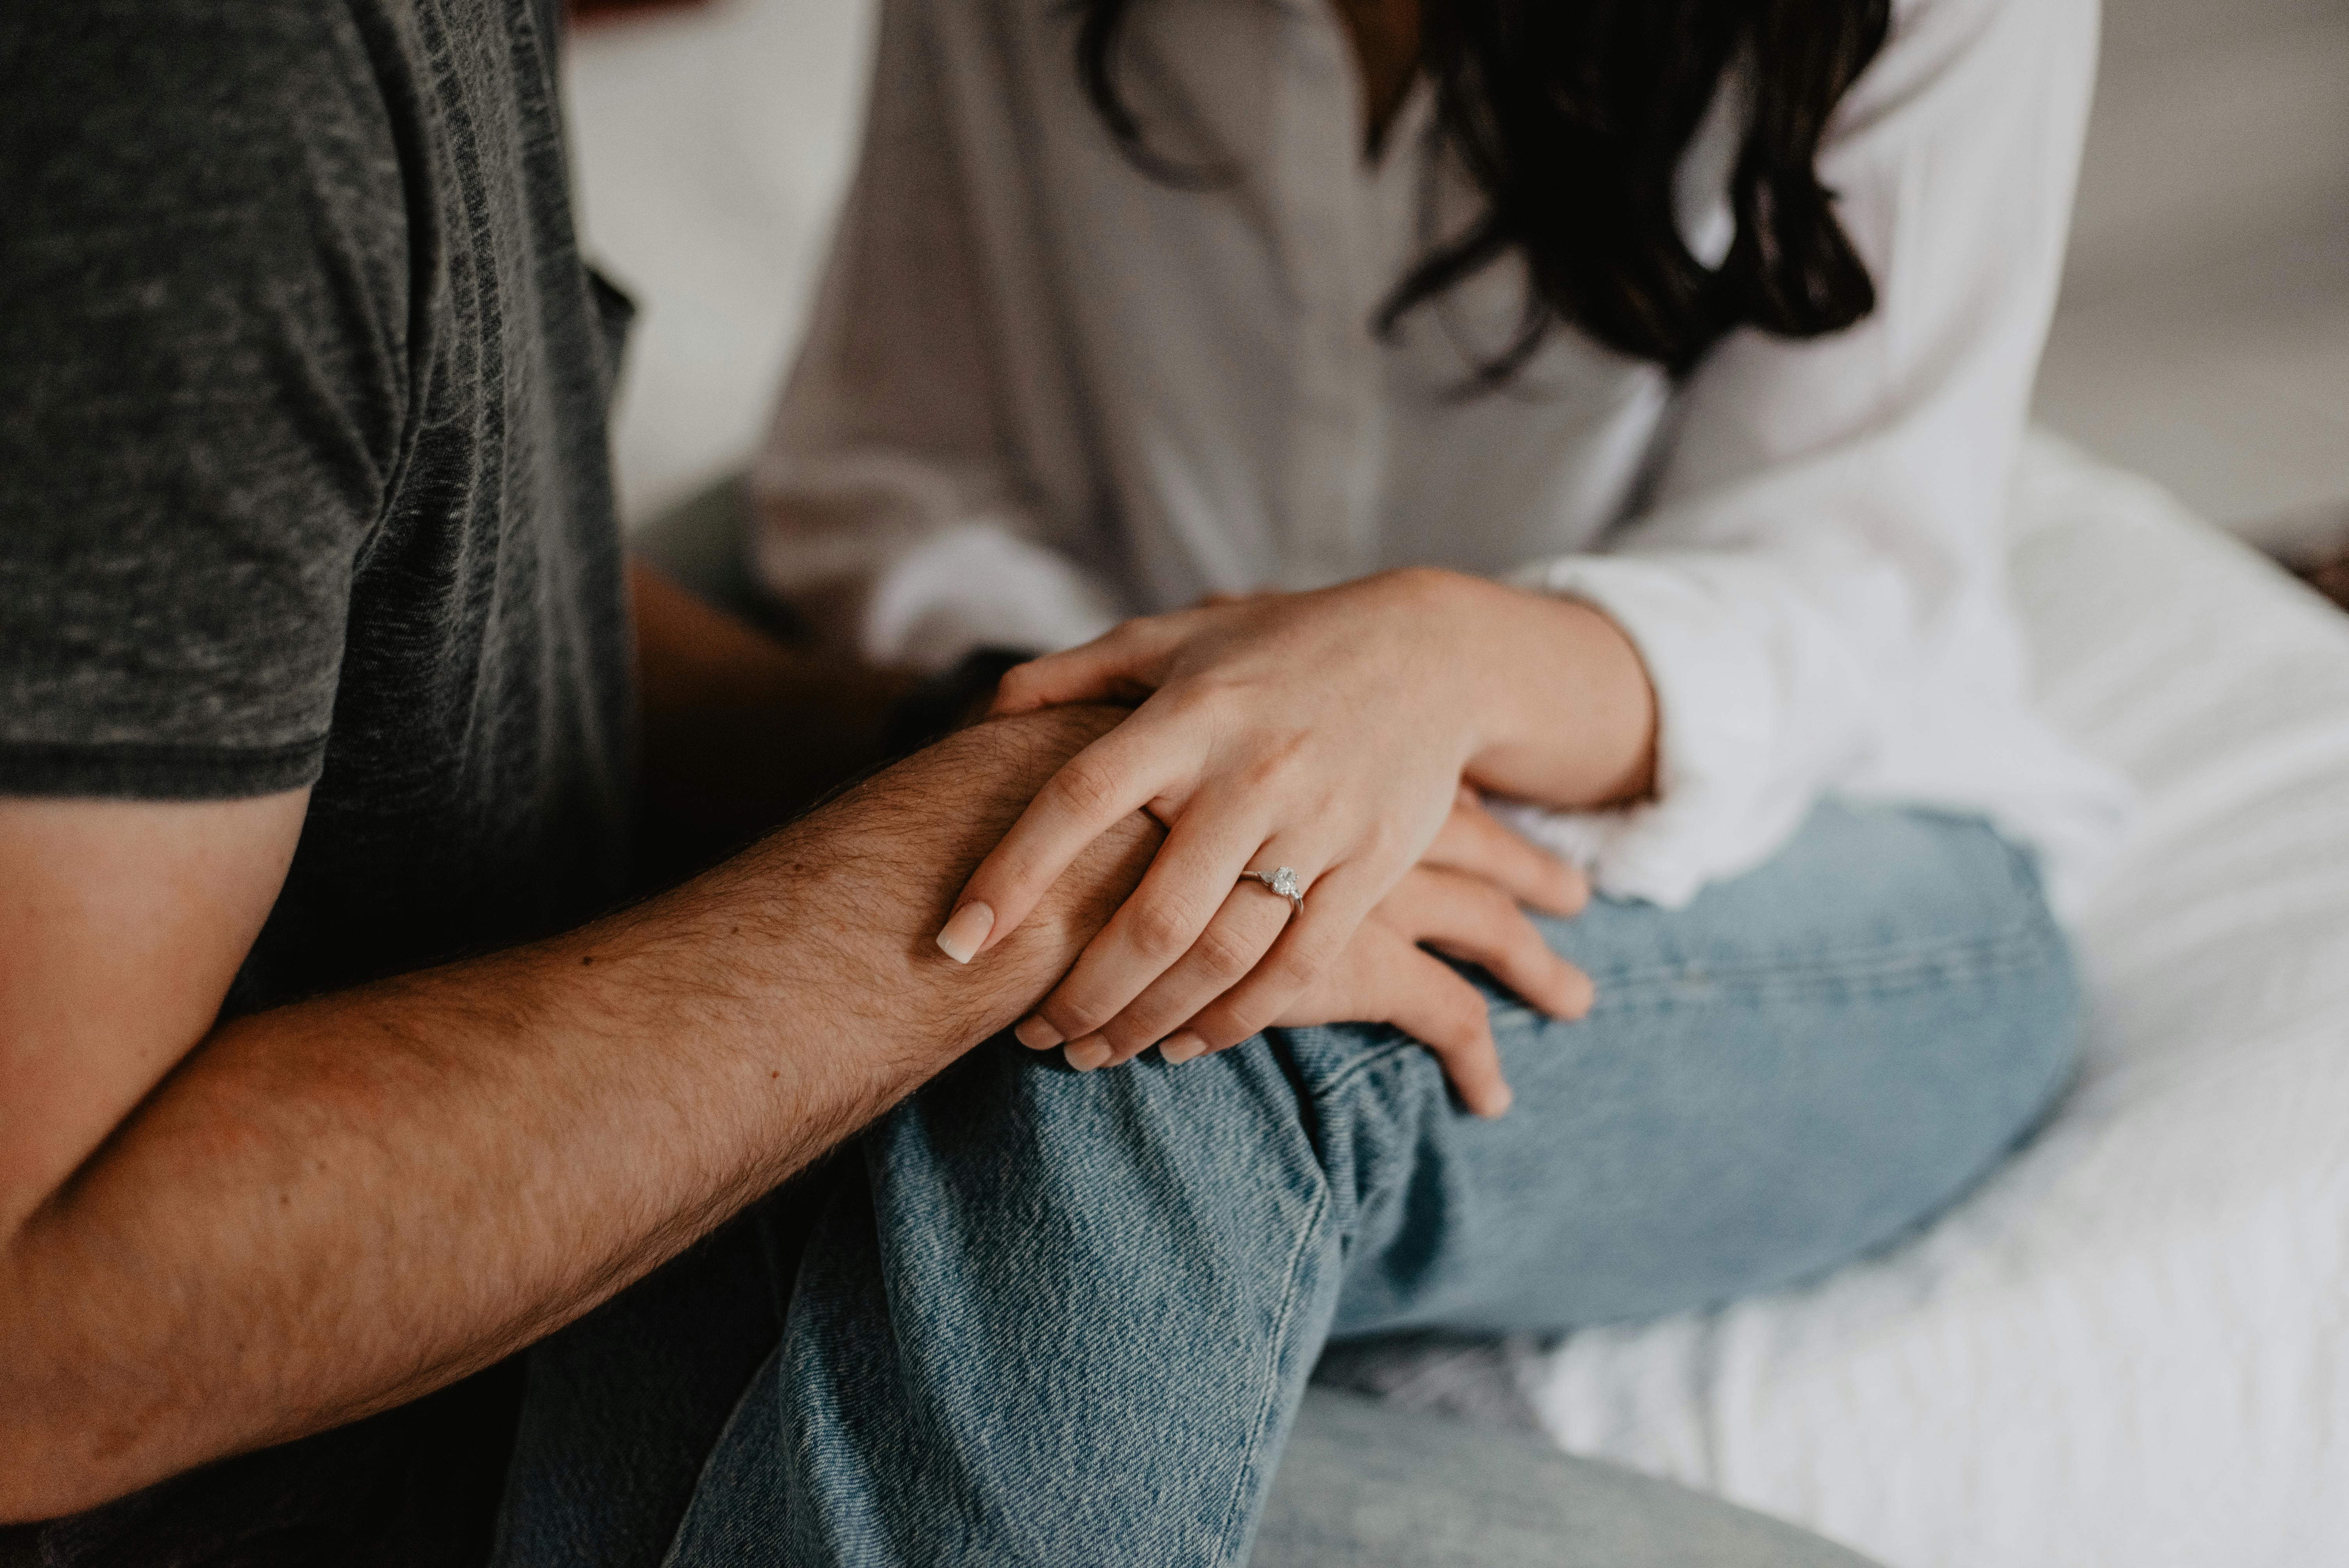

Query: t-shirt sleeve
[0,5,413,799]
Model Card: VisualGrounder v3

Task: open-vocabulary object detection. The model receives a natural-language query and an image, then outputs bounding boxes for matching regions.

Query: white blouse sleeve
[749,0,1123,672]
[1505,0,2099,907]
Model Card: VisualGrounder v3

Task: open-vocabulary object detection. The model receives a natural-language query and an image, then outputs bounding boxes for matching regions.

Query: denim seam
[1311,1036,1428,1106]
[1564,923,2066,1014]
[1208,1170,1332,1564]
[1305,921,2063,1099]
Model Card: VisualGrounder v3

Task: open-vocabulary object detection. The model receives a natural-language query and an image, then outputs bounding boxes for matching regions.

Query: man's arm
[0,707,1153,1524]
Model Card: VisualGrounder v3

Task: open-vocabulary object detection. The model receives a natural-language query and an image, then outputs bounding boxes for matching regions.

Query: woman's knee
[881,1033,1331,1220]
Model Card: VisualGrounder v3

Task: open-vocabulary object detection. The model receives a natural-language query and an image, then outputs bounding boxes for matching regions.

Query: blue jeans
[494,802,2078,1567]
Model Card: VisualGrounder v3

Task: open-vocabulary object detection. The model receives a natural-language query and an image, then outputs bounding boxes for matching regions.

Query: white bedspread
[1523,435,2349,1568]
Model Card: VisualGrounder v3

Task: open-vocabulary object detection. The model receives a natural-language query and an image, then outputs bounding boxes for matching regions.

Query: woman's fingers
[1372,945,1514,1117]
[1059,881,1293,1070]
[1392,868,1595,1021]
[938,717,1187,963]
[1141,869,1585,1116]
[1264,925,1513,1117]
[987,617,1187,717]
[1421,793,1589,918]
[1012,809,1284,1057]
[1169,862,1383,1057]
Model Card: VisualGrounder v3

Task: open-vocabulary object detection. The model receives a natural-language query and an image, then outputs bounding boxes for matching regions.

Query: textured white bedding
[1524,435,2349,1568]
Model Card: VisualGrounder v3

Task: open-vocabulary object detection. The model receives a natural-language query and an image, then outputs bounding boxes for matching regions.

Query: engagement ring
[1240,866,1305,918]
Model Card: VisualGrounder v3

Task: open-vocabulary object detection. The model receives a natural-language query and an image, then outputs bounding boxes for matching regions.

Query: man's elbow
[0,1388,180,1527]
[0,1412,120,1528]
[0,1470,87,1531]
[0,1306,145,1526]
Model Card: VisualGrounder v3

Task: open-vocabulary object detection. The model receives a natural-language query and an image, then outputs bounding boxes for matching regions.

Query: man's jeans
[494,802,2080,1567]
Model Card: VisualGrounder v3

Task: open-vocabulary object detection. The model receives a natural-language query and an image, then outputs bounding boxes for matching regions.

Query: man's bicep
[0,792,307,1237]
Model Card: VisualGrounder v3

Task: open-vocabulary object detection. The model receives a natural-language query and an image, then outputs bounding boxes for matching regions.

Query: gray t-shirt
[0,1,634,1557]
[0,0,636,1018]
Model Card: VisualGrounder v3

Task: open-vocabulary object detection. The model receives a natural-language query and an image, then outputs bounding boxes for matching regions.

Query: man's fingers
[1398,870,1595,1022]
[1421,796,1588,918]
[939,720,1185,963]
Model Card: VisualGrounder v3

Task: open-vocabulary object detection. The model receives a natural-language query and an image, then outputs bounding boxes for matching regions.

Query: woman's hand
[1046,789,1597,1115]
[930,568,1649,1114]
[1256,861,1592,1116]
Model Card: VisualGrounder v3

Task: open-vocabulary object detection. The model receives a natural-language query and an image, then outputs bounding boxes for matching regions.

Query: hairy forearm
[0,707,1151,1522]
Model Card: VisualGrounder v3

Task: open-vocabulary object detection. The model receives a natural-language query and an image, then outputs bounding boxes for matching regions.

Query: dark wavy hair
[1074,0,1892,381]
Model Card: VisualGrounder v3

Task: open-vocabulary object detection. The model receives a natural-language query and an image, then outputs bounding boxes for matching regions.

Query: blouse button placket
[1273,0,1379,592]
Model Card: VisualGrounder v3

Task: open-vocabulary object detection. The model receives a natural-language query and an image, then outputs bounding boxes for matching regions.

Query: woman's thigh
[1300,800,2082,1338]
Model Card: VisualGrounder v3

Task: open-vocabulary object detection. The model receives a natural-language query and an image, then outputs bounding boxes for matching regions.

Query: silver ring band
[1239,866,1305,918]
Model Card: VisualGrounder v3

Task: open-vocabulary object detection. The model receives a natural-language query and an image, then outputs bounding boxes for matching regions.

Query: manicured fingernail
[935,902,995,964]
[1065,1035,1113,1072]
[1014,1015,1065,1051]
[1483,1085,1516,1119]
[1159,1032,1208,1065]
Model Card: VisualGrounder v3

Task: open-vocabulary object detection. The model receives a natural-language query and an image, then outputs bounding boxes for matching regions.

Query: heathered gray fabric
[0,0,636,1013]
[0,3,632,1559]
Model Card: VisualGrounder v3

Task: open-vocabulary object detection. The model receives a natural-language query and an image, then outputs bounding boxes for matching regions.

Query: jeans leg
[665,803,2078,1567]
[669,1029,1349,1568]
[492,1178,833,1568]
[1320,801,2082,1336]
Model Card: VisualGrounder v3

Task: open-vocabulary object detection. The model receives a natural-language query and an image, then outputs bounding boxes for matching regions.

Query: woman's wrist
[1445,573,1659,811]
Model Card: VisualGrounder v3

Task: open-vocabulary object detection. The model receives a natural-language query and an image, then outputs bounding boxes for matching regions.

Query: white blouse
[752,0,2128,912]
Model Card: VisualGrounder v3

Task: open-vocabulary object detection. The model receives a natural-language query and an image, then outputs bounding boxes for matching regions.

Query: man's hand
[0,706,1155,1523]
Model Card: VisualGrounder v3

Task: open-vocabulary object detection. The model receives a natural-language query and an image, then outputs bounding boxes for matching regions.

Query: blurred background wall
[564,0,872,527]
[563,0,2349,551]
[2037,0,2349,554]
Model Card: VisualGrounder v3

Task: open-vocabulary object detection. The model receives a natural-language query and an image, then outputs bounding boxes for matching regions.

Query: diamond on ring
[1241,866,1306,917]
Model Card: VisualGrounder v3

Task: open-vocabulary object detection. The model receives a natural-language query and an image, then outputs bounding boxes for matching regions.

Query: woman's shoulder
[1889,0,2096,34]
[1882,0,2097,69]
[1829,0,2097,146]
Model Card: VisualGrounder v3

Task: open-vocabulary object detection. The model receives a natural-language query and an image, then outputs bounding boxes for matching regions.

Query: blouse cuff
[1500,554,1816,909]
[859,522,1124,674]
